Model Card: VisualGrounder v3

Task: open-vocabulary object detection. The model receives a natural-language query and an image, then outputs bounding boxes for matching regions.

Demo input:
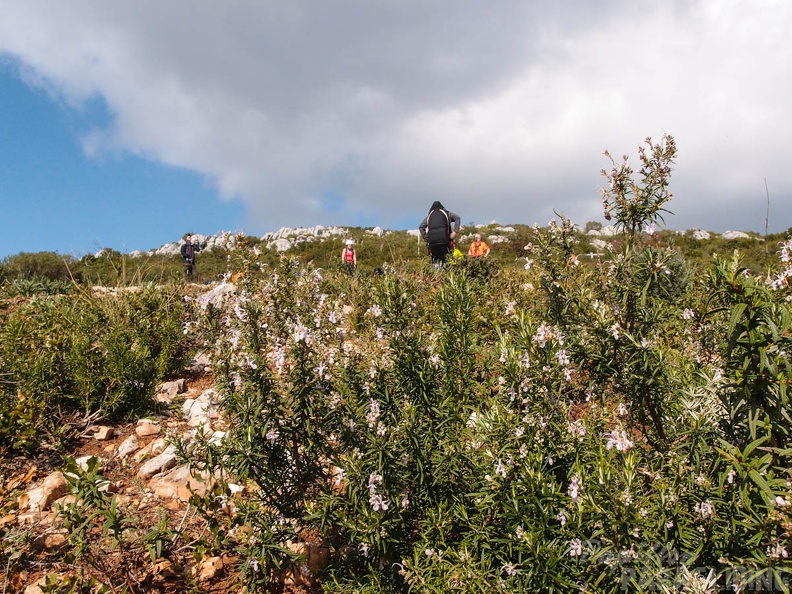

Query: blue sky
[1,1,791,260]
[0,65,244,258]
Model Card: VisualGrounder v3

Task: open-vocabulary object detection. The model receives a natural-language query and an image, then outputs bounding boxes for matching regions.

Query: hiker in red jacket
[341,239,357,272]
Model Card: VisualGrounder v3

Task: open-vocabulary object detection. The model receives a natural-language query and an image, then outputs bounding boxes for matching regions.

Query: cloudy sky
[1,0,790,257]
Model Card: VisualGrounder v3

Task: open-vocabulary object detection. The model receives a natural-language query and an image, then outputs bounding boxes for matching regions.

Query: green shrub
[0,286,189,451]
[1,251,75,282]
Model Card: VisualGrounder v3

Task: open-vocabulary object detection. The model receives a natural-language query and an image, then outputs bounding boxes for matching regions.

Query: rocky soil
[1,369,318,594]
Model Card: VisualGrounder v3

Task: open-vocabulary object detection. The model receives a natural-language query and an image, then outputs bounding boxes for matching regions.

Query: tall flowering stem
[601,134,677,251]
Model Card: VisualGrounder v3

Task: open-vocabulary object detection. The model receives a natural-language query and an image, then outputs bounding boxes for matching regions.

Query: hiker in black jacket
[180,234,202,281]
[419,201,461,268]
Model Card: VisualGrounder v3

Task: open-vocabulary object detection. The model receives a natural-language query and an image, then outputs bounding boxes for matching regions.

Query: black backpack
[425,208,451,245]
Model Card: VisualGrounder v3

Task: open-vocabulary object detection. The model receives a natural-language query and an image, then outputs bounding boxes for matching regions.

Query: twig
[173,503,192,544]
[764,177,771,239]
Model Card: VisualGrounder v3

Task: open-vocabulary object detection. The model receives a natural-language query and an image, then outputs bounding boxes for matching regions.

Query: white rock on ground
[22,472,68,513]
[91,425,114,440]
[155,379,186,403]
[136,420,161,438]
[136,446,178,480]
[148,464,209,502]
[117,434,140,458]
[721,230,752,240]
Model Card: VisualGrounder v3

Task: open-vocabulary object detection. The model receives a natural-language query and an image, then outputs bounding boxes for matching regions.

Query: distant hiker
[180,233,202,281]
[468,234,491,258]
[341,239,357,271]
[449,241,465,265]
[419,201,461,268]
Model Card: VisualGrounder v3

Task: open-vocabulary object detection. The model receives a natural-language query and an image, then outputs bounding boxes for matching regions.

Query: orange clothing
[468,240,490,258]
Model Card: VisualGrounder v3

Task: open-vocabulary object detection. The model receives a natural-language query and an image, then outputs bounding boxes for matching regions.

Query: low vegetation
[1,135,791,592]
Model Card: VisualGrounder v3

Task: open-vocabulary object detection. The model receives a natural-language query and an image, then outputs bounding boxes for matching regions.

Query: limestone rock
[187,351,212,374]
[196,556,224,581]
[136,447,178,480]
[155,379,186,403]
[148,463,209,501]
[22,472,68,513]
[183,389,220,423]
[196,283,237,311]
[136,420,161,438]
[267,238,293,252]
[117,434,140,458]
[91,426,114,440]
[150,437,169,456]
[73,456,102,473]
[32,530,68,551]
[721,230,751,240]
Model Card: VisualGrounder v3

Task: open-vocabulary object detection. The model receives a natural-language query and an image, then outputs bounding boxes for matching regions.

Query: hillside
[1,221,787,291]
[2,220,792,592]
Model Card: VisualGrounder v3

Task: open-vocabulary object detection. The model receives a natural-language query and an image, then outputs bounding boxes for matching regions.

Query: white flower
[605,428,633,452]
[682,308,695,320]
[369,493,389,512]
[265,429,279,442]
[424,548,436,557]
[694,500,714,519]
[568,538,583,557]
[368,472,383,490]
[768,542,789,560]
[556,511,567,526]
[568,474,582,502]
[533,323,563,347]
[567,420,586,439]
[366,399,381,429]
[774,495,791,507]
[556,349,570,365]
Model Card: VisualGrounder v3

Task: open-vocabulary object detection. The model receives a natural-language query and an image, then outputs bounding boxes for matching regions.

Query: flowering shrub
[185,227,792,591]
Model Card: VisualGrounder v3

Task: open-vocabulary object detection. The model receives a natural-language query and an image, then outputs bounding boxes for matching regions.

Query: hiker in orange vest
[468,234,490,258]
[341,239,357,271]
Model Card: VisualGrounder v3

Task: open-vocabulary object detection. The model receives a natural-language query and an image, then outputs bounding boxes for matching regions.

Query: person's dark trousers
[429,243,449,268]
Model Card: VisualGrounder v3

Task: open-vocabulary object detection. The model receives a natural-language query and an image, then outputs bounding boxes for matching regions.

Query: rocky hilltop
[117,224,757,260]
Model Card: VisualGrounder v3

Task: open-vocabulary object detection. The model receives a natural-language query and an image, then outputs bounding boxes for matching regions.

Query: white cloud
[0,0,790,233]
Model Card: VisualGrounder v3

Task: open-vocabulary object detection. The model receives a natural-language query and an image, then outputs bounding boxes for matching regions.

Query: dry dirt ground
[0,372,318,594]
